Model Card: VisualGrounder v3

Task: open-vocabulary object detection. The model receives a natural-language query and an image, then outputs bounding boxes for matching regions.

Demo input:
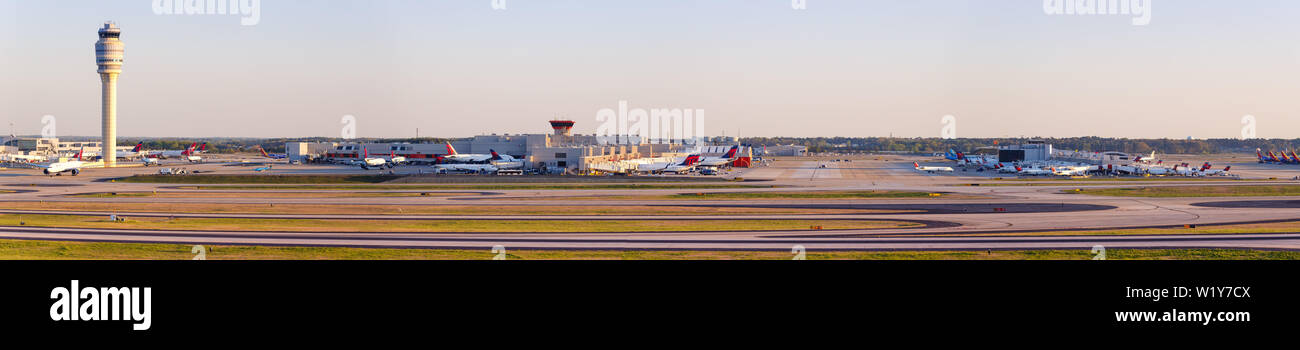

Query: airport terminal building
[287,121,746,174]
[2,137,134,157]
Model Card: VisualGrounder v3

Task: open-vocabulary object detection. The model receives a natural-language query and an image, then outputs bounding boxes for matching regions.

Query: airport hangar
[284,120,755,173]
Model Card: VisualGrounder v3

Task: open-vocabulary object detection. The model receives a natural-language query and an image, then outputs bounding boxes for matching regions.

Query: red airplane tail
[131,142,143,152]
[913,162,920,168]
[723,145,739,159]
[259,146,270,158]
[445,143,458,155]
[681,155,701,166]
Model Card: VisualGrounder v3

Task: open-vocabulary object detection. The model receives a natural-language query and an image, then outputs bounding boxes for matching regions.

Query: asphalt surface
[3,154,1300,251]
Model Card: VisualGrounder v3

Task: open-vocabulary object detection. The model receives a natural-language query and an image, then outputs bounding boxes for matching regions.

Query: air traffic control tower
[95,22,124,167]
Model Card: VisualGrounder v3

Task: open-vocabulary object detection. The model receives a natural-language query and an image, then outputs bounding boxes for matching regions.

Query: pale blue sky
[2,0,1297,139]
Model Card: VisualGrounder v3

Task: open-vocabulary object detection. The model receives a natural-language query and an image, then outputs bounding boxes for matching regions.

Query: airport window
[556,161,567,167]
[555,153,567,158]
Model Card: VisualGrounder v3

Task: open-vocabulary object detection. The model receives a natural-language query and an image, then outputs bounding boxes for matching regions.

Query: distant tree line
[739,137,1300,155]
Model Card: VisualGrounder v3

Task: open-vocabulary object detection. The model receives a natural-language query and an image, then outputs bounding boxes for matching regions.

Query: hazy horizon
[3,0,1298,139]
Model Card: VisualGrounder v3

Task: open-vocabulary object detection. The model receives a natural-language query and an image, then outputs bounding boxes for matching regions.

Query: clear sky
[2,0,1297,139]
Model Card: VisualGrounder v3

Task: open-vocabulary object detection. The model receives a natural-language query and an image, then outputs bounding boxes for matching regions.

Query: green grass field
[1065,185,1300,197]
[0,239,1293,260]
[0,214,916,233]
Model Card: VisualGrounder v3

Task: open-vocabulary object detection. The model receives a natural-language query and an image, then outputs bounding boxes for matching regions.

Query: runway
[3,155,1300,251]
[1,225,1298,251]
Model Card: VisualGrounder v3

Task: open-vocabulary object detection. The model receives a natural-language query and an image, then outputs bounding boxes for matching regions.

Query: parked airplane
[486,150,524,169]
[1051,165,1093,176]
[660,155,702,174]
[943,149,963,161]
[1258,149,1289,164]
[384,150,406,165]
[1012,165,1052,176]
[913,162,954,173]
[146,142,199,159]
[639,155,701,174]
[126,142,145,158]
[1281,150,1300,164]
[183,149,203,162]
[440,143,494,163]
[697,145,740,167]
[257,145,287,160]
[253,165,273,172]
[42,148,87,176]
[358,147,390,170]
[1201,165,1232,176]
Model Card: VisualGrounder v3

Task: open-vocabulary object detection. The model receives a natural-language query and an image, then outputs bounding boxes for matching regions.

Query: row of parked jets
[40,142,208,175]
[634,145,740,174]
[913,149,1234,177]
[321,144,743,174]
[1257,149,1300,165]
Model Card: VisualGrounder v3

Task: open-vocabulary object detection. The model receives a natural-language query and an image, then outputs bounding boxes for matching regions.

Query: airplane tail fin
[490,149,501,161]
[723,145,739,159]
[131,142,142,152]
[74,147,84,160]
[259,146,270,158]
[445,143,458,155]
[913,162,921,168]
[199,143,207,152]
[681,154,701,166]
